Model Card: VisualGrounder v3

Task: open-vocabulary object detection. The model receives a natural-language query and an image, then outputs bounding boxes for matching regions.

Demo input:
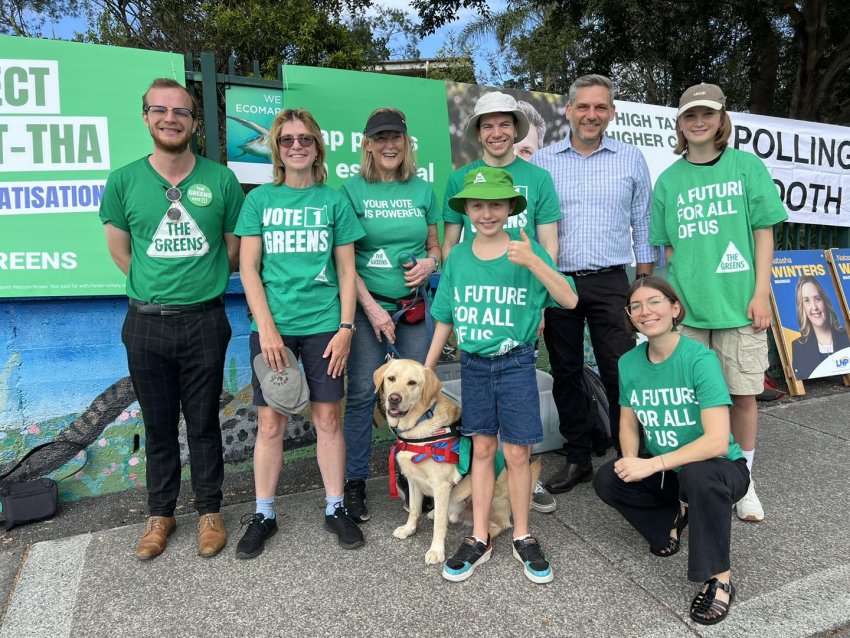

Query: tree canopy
[429,0,850,124]
[3,0,847,123]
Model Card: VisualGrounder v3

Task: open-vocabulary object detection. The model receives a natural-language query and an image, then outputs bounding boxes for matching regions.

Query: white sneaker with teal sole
[442,535,492,582]
[513,536,554,584]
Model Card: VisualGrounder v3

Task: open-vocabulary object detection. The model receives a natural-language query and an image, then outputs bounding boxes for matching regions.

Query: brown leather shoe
[136,516,176,560]
[198,513,227,557]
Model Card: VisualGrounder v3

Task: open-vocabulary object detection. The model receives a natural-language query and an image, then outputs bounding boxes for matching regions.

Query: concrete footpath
[1,393,849,638]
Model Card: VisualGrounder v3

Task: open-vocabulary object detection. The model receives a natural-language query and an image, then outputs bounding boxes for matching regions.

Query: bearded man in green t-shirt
[99,78,244,561]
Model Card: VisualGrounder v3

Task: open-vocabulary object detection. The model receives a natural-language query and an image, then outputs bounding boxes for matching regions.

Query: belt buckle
[160,307,180,316]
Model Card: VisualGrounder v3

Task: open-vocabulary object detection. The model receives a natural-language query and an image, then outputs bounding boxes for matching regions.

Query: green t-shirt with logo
[431,239,574,357]
[618,335,742,466]
[234,183,365,335]
[340,175,440,311]
[650,147,787,329]
[442,157,562,241]
[99,155,244,305]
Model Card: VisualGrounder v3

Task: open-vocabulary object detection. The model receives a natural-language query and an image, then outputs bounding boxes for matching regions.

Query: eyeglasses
[145,105,194,119]
[625,296,670,317]
[277,135,316,148]
[165,187,183,221]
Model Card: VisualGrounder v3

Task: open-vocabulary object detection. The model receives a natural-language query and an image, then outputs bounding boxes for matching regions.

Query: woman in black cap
[339,107,442,522]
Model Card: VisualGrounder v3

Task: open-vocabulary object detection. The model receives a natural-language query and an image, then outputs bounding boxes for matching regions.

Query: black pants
[544,269,633,463]
[593,457,750,582]
[122,305,231,516]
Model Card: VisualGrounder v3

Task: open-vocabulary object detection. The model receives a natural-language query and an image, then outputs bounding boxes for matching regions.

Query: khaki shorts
[679,325,767,396]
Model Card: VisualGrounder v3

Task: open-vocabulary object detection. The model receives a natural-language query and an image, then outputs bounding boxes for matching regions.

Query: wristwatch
[339,323,356,333]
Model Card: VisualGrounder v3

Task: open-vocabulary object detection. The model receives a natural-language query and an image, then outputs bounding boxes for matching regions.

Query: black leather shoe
[544,462,593,494]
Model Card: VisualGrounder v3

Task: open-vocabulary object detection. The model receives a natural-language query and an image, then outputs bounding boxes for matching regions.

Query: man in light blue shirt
[531,74,656,494]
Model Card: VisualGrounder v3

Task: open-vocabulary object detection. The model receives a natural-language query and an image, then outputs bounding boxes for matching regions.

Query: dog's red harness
[388,406,462,499]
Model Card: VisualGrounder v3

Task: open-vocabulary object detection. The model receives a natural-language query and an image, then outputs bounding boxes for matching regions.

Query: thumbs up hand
[507,228,535,268]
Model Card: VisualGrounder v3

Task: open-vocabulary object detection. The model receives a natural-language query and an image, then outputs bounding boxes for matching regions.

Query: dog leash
[384,251,434,361]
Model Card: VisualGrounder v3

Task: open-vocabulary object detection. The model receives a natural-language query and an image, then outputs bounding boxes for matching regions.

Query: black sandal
[650,506,688,557]
[690,578,735,625]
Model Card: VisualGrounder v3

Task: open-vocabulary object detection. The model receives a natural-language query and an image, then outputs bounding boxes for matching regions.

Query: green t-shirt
[618,335,742,466]
[442,157,561,242]
[650,147,788,329]
[340,175,440,311]
[234,183,365,335]
[99,155,244,305]
[431,238,573,356]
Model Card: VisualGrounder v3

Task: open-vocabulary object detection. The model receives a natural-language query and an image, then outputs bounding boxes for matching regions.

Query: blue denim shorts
[459,343,543,446]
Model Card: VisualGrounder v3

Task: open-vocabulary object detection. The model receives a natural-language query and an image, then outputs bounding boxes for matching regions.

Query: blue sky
[44,2,503,72]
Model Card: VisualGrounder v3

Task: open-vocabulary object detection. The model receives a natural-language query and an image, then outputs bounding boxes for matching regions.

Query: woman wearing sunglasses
[337,108,442,523]
[593,276,750,625]
[234,108,366,557]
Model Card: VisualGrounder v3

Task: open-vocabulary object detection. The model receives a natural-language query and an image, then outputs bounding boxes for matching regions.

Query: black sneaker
[442,535,492,582]
[512,536,553,583]
[396,471,435,514]
[343,480,370,522]
[324,506,365,549]
[235,513,278,559]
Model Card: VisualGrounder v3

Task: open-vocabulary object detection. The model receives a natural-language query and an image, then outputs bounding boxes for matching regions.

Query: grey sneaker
[531,481,557,513]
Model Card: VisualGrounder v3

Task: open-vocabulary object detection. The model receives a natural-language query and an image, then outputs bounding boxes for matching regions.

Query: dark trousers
[122,305,231,516]
[544,269,633,463]
[593,457,750,582]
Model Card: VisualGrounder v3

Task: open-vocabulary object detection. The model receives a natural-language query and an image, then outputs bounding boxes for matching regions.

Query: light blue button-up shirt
[531,134,656,272]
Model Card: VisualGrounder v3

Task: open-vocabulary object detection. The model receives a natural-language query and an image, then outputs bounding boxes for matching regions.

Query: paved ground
[1,392,849,638]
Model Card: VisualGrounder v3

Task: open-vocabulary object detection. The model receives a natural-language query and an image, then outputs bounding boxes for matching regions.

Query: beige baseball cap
[677,83,726,116]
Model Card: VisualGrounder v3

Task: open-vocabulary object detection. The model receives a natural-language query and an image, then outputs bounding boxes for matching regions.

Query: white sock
[742,449,755,475]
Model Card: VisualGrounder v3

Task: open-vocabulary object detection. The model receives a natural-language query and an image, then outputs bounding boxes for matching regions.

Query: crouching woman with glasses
[593,276,749,625]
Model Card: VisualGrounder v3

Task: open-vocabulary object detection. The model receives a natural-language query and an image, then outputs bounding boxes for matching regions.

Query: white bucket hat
[465,91,530,143]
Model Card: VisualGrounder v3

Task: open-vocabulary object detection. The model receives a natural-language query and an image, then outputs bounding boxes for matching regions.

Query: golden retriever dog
[373,358,541,565]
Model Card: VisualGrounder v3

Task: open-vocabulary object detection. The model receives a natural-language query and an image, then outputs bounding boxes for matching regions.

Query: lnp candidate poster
[829,248,850,331]
[0,37,185,298]
[771,250,850,380]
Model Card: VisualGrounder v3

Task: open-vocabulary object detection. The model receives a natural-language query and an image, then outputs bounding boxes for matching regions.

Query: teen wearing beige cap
[649,83,787,523]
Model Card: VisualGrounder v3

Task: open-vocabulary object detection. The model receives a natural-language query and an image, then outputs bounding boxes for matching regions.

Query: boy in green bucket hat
[424,166,577,583]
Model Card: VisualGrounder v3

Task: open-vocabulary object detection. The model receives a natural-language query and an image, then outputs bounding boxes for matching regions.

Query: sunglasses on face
[145,105,194,119]
[277,135,316,148]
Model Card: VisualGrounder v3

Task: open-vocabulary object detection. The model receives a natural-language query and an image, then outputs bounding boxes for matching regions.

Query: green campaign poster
[0,37,184,297]
[280,65,452,198]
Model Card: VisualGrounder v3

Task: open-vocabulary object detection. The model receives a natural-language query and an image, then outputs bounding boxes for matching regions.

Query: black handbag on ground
[0,441,86,531]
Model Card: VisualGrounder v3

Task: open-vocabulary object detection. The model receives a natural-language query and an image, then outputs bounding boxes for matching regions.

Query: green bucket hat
[447,167,527,216]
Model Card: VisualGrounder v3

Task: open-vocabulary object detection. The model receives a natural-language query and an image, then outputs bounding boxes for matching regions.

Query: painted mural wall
[0,279,397,502]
